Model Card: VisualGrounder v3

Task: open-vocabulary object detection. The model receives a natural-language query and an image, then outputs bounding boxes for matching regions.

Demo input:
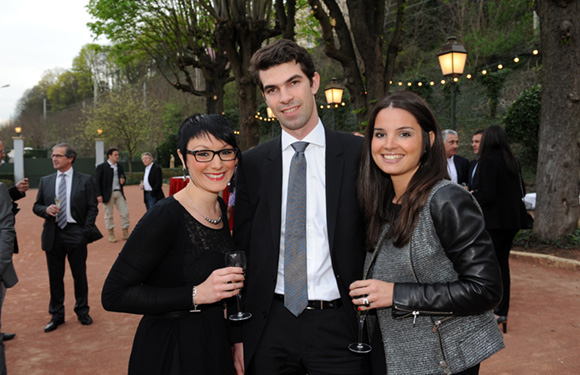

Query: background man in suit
[234,39,368,374]
[0,141,28,343]
[33,143,101,332]
[0,182,17,373]
[95,148,130,243]
[443,129,470,185]
[139,152,164,210]
[468,129,484,190]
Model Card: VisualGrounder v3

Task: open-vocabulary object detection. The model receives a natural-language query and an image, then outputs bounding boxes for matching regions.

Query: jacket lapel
[324,128,344,253]
[265,138,283,253]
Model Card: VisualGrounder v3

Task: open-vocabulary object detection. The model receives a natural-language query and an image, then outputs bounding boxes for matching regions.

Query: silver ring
[362,297,369,307]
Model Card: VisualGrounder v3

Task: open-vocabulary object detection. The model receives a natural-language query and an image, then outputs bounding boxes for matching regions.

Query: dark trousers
[45,224,89,320]
[488,228,519,317]
[144,191,158,211]
[249,297,369,375]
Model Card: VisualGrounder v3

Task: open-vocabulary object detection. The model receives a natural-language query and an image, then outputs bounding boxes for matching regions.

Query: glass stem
[235,293,242,315]
[357,314,366,344]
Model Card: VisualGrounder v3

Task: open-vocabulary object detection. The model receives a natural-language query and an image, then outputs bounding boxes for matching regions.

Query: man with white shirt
[140,152,164,210]
[95,148,130,242]
[443,129,469,185]
[33,143,101,332]
[234,39,368,374]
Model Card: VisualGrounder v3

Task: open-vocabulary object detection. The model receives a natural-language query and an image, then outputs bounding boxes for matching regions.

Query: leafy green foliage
[503,85,541,167]
[477,68,511,118]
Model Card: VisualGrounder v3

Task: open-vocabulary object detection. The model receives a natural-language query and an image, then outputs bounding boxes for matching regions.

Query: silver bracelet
[190,285,201,312]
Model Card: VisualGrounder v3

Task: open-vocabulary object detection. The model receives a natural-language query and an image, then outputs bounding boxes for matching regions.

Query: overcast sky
[0,0,107,124]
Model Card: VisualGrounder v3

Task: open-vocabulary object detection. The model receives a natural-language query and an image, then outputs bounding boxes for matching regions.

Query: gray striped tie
[57,174,67,229]
[284,141,309,316]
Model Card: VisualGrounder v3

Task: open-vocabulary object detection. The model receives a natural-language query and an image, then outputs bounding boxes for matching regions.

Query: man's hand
[45,204,60,217]
[97,196,103,204]
[16,178,29,193]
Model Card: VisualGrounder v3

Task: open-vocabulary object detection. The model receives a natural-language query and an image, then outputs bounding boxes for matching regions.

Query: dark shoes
[1,333,15,341]
[78,314,93,326]
[44,318,65,333]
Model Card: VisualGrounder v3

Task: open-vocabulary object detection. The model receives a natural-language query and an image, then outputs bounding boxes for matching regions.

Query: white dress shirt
[143,163,153,191]
[447,156,458,183]
[55,167,77,224]
[275,120,340,301]
[107,160,121,190]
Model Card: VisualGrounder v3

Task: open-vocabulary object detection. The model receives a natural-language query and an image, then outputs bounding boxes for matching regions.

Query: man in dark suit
[233,40,368,374]
[33,143,102,332]
[0,140,28,342]
[443,129,470,185]
[468,129,484,190]
[139,152,164,210]
[0,181,17,373]
[95,148,130,242]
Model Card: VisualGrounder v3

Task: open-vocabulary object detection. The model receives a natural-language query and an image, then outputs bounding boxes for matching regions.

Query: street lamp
[324,78,345,129]
[438,36,467,129]
[325,78,344,108]
[15,126,22,136]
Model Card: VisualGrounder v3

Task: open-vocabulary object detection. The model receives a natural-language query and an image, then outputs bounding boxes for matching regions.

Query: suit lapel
[324,129,344,253]
[265,138,283,253]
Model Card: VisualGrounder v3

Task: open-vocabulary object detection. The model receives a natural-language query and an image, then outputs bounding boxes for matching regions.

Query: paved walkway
[3,185,580,374]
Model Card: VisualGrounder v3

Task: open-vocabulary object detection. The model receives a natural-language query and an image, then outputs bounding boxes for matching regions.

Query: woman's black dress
[102,196,235,375]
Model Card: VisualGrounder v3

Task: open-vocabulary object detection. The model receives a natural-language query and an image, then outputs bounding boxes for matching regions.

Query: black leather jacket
[391,183,503,316]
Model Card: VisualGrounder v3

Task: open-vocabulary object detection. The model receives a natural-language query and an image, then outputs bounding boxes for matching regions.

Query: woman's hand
[195,266,245,305]
[349,279,395,311]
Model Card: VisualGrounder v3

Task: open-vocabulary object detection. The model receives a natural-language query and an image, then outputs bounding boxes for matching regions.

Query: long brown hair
[357,91,448,248]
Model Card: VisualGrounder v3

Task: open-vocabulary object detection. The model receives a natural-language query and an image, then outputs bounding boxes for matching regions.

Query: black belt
[113,189,121,191]
[274,294,342,310]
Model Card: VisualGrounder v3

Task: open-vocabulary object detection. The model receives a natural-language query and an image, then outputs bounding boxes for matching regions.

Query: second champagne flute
[225,251,252,321]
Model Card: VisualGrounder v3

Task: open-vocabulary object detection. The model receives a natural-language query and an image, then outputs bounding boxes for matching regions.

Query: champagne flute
[348,296,372,354]
[225,251,252,321]
[54,196,62,208]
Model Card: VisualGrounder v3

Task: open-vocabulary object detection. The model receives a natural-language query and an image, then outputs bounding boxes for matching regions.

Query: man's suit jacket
[144,163,165,202]
[453,154,470,185]
[95,162,126,203]
[468,158,479,190]
[33,170,101,251]
[0,183,17,288]
[233,128,366,367]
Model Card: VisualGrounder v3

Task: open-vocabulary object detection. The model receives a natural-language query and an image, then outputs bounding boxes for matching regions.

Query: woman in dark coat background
[472,125,523,333]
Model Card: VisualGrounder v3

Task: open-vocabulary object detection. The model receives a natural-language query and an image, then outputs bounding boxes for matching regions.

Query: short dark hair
[53,143,77,164]
[177,114,239,162]
[249,39,316,91]
[106,148,119,157]
[473,129,484,136]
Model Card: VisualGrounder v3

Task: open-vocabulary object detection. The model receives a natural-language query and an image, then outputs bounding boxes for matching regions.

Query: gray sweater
[366,180,504,374]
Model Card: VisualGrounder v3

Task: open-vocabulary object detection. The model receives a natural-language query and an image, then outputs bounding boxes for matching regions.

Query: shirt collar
[107,159,117,167]
[281,119,325,152]
[59,167,74,178]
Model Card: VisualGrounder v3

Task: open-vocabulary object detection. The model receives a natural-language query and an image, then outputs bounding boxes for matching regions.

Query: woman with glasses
[102,114,245,375]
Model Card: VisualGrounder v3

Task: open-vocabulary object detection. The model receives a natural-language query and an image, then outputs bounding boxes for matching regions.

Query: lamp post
[437,37,467,130]
[12,127,24,182]
[324,78,344,129]
[95,129,104,166]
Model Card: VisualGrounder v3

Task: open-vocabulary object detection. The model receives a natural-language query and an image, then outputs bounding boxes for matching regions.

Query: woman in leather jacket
[350,91,504,375]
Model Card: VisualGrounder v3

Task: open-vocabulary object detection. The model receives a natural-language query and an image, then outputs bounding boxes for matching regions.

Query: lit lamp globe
[324,78,344,108]
[437,36,467,77]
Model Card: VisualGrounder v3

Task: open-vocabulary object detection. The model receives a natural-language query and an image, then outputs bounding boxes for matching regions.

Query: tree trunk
[534,0,580,239]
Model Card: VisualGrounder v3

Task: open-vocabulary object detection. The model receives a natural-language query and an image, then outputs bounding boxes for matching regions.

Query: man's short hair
[106,148,119,157]
[249,39,316,92]
[141,152,153,159]
[53,143,77,163]
[442,129,458,141]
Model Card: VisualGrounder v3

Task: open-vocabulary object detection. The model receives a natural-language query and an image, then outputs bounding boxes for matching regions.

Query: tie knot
[291,142,309,154]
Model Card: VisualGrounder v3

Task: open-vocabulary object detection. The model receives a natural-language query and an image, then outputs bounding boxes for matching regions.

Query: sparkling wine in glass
[54,197,62,208]
[348,299,372,354]
[225,251,252,321]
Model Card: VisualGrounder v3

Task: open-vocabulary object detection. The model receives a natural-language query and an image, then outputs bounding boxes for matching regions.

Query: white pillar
[95,139,104,166]
[12,136,24,182]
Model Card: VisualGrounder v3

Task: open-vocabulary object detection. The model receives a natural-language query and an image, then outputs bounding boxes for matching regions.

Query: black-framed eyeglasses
[185,148,239,163]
